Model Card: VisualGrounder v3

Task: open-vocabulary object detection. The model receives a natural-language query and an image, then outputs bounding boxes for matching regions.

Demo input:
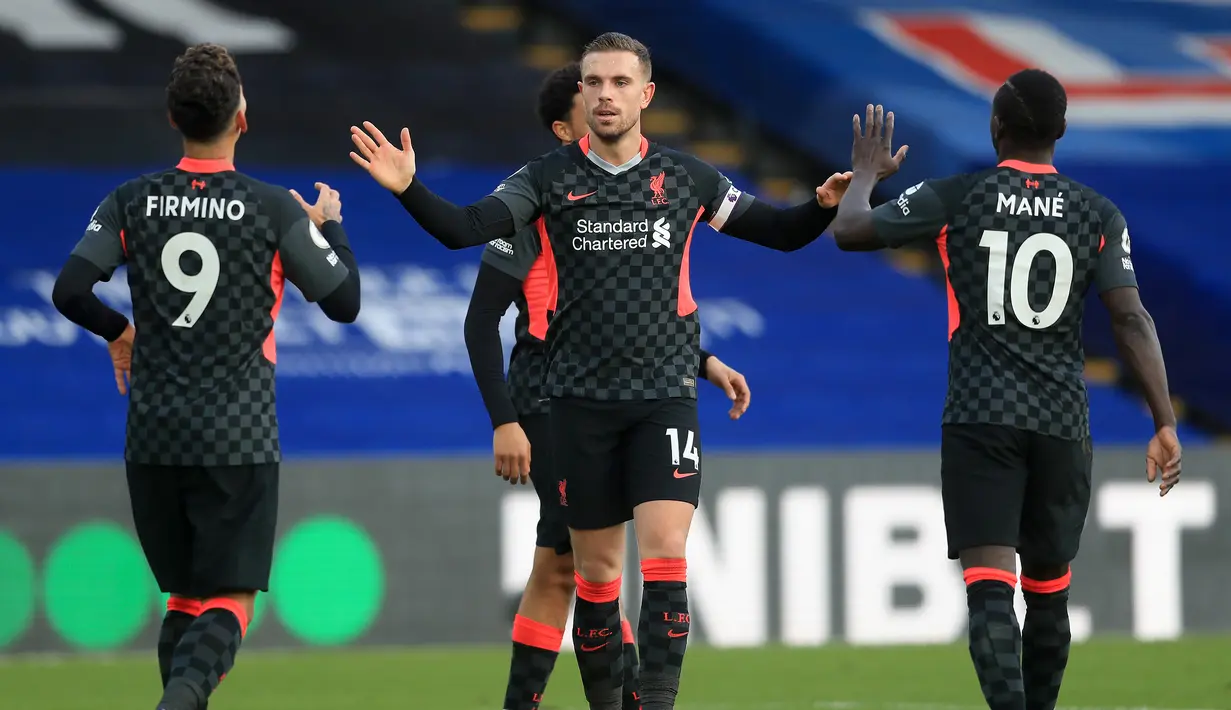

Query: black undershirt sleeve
[699,348,713,380]
[396,180,517,250]
[314,221,362,323]
[51,255,130,342]
[464,262,524,428]
[721,198,838,252]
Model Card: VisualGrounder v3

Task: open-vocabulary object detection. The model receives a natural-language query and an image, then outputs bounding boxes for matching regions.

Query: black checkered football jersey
[70,157,350,466]
[870,160,1139,440]
[480,222,556,418]
[486,135,754,401]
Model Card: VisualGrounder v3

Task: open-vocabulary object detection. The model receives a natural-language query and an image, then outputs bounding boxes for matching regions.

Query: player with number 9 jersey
[67,159,358,466]
[50,43,364,710]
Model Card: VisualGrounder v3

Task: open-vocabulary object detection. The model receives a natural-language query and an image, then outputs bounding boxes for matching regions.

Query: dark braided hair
[536,62,582,133]
[992,68,1067,149]
[167,43,243,142]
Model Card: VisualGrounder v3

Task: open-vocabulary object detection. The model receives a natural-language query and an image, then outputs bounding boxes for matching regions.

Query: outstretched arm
[831,104,913,251]
[396,184,519,250]
[829,170,887,251]
[350,121,538,249]
[719,192,840,252]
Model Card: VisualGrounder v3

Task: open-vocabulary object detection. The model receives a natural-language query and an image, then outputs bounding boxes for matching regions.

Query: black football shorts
[126,462,279,597]
[940,423,1093,565]
[521,413,572,555]
[549,397,702,531]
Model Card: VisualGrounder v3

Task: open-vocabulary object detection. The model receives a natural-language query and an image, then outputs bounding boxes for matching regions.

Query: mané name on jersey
[869,160,1138,440]
[70,158,349,466]
[483,135,753,402]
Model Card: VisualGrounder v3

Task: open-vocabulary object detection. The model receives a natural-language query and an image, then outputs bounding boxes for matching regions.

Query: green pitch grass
[2,638,1228,710]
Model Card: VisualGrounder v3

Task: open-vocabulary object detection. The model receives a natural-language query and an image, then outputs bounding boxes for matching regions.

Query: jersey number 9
[161,232,220,328]
[979,230,1074,330]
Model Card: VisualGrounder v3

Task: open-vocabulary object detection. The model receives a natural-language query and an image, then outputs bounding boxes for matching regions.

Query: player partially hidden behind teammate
[50,44,362,710]
[464,61,752,710]
[352,32,874,710]
[829,71,1181,710]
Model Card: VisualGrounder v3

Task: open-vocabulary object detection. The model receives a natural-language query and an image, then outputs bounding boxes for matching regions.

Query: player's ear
[551,120,572,143]
[235,89,249,135]
[167,111,178,130]
[1057,118,1066,141]
[641,81,655,110]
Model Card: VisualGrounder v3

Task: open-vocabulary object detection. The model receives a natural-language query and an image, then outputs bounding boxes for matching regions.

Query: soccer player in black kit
[829,70,1182,710]
[464,61,752,710]
[50,44,362,710]
[351,32,868,710]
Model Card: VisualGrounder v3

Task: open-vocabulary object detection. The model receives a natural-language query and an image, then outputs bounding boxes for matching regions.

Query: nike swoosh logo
[579,642,608,652]
[673,469,698,479]
[567,190,597,201]
[667,630,689,638]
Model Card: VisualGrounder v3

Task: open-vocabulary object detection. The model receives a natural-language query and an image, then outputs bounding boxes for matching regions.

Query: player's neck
[181,139,237,164]
[588,130,644,166]
[997,146,1055,167]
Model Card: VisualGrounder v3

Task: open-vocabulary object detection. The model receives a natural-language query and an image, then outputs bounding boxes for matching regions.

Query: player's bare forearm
[721,199,836,252]
[1103,287,1176,430]
[830,170,887,251]
[51,255,131,341]
[396,180,516,249]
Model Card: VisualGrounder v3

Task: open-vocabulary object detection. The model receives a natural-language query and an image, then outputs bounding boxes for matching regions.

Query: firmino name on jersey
[996,193,1065,218]
[146,195,246,220]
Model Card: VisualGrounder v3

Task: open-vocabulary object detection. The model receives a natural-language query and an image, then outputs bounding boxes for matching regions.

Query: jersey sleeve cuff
[320,220,350,250]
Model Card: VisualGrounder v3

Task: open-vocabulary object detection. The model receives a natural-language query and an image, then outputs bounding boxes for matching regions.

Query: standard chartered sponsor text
[575,218,651,251]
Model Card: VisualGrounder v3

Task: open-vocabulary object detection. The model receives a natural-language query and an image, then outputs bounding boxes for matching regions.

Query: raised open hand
[350,121,416,193]
[851,104,909,180]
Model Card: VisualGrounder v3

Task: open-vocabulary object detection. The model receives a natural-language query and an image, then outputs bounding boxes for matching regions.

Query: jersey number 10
[979,230,1074,330]
[161,232,220,328]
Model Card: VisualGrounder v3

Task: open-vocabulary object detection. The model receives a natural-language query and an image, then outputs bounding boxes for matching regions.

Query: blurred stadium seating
[2,2,1229,697]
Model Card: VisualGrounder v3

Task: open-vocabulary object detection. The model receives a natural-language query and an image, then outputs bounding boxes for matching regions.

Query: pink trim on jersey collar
[177,157,235,173]
[578,133,650,159]
[998,159,1057,174]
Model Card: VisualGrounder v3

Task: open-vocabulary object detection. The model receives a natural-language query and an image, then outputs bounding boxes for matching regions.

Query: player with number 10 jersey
[830,71,1180,710]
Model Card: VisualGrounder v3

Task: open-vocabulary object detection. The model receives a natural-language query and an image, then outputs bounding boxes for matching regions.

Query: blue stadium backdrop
[0,165,1193,461]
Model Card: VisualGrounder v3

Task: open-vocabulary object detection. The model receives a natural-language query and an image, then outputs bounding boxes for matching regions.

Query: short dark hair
[992,68,1067,149]
[537,62,582,133]
[166,43,243,142]
[581,32,652,78]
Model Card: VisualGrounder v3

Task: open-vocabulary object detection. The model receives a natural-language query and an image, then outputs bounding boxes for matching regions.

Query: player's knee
[636,527,687,560]
[569,526,626,583]
[572,545,622,583]
[574,555,622,583]
[528,553,577,598]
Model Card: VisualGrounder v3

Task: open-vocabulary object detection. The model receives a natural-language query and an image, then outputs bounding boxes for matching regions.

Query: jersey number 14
[161,231,220,328]
[979,230,1074,330]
